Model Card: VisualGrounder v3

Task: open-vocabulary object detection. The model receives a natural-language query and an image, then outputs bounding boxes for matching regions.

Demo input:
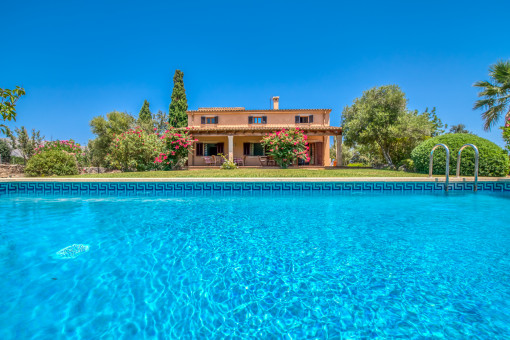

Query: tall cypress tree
[168,70,188,127]
[138,99,152,123]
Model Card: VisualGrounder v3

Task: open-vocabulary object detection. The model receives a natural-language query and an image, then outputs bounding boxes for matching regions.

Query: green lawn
[68,168,429,178]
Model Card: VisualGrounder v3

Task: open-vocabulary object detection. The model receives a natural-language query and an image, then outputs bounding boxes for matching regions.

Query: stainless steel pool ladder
[429,144,450,191]
[456,144,479,192]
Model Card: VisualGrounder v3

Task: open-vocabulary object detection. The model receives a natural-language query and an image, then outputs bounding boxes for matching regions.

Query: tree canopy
[9,126,44,165]
[0,86,26,135]
[449,124,471,134]
[138,100,152,123]
[89,111,135,166]
[342,85,434,166]
[168,70,188,128]
[473,60,510,131]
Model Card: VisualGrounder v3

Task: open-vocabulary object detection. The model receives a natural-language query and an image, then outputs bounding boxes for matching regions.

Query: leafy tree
[473,60,510,131]
[154,110,169,134]
[0,86,26,135]
[89,111,135,166]
[138,100,152,123]
[422,107,446,136]
[168,70,188,127]
[9,126,44,165]
[342,85,433,166]
[106,127,163,171]
[0,139,12,163]
[449,124,471,134]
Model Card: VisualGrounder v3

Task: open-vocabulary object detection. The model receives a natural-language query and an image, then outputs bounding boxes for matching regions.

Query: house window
[243,143,265,156]
[248,116,267,124]
[196,143,204,156]
[295,115,314,124]
[201,116,219,124]
[203,143,224,156]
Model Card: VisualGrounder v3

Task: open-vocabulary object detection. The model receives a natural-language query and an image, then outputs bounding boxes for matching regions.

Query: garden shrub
[218,154,237,170]
[347,163,369,168]
[0,139,11,163]
[261,128,309,168]
[35,140,86,166]
[25,150,79,176]
[154,127,196,169]
[397,158,415,172]
[411,133,509,177]
[106,127,163,171]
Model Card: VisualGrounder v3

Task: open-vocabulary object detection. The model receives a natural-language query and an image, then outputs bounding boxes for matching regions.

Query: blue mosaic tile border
[0,181,508,196]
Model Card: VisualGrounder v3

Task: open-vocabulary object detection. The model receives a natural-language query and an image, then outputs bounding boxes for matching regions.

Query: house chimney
[272,96,279,110]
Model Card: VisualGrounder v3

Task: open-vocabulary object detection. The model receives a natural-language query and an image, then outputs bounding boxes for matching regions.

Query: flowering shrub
[502,116,510,153]
[261,128,309,168]
[106,127,163,171]
[35,140,86,166]
[25,150,79,177]
[154,127,196,169]
[35,140,81,154]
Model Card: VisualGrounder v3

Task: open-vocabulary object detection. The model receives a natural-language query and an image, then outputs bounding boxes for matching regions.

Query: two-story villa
[187,97,343,166]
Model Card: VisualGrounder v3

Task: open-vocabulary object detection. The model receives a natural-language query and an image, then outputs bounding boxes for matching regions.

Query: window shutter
[248,116,253,124]
[201,116,205,124]
[196,143,203,156]
[243,143,250,156]
[214,116,219,124]
[295,115,300,123]
[309,115,314,123]
[262,116,267,124]
[217,143,224,155]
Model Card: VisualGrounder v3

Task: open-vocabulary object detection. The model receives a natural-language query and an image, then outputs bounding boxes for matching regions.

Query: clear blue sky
[2,0,509,146]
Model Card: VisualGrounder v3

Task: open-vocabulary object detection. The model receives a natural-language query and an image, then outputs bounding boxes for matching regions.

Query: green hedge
[411,134,509,177]
[25,150,79,177]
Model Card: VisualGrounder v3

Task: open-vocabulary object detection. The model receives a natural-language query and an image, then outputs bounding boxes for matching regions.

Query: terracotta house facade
[187,97,343,166]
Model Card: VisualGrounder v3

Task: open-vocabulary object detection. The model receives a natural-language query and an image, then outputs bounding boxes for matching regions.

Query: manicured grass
[67,168,429,178]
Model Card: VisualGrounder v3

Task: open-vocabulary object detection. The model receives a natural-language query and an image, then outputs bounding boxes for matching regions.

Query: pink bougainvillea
[261,128,309,168]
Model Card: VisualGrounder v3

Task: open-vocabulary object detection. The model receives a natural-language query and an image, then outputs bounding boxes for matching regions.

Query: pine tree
[168,70,188,127]
[138,99,152,123]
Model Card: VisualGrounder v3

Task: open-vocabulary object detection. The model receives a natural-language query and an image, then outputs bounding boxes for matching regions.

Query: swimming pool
[1,181,509,338]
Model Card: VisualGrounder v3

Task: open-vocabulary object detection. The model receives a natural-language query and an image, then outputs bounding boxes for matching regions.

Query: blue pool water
[1,190,509,338]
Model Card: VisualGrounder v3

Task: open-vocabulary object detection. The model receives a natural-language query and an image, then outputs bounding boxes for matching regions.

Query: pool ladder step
[429,144,479,192]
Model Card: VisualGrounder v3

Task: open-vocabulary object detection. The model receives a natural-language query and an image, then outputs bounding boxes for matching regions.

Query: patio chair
[203,156,214,166]
[234,157,244,166]
[258,156,268,166]
[267,156,276,166]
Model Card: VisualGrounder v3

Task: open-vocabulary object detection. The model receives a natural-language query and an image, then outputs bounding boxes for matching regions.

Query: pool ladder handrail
[429,143,450,191]
[456,144,479,192]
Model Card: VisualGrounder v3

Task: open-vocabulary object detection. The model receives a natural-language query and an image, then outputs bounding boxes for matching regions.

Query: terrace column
[336,135,343,167]
[228,135,234,162]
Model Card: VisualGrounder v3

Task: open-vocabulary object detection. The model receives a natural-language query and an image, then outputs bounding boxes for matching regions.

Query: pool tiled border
[0,179,509,196]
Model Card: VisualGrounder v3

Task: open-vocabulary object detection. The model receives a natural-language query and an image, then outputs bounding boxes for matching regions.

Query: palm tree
[449,124,471,134]
[473,60,510,131]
